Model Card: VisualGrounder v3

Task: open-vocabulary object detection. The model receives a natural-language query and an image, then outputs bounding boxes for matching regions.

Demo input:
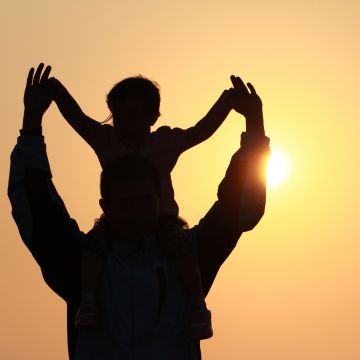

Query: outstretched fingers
[247,82,257,95]
[230,75,249,94]
[26,67,35,89]
[32,63,44,86]
[40,65,52,83]
[23,63,53,112]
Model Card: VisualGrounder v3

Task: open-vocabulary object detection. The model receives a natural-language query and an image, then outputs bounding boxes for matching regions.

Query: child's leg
[158,220,213,340]
[81,252,104,302]
[175,252,204,305]
[76,218,108,329]
[175,251,213,340]
[75,252,104,329]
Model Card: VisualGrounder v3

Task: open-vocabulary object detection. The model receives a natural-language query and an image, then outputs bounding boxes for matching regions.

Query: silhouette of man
[8,64,270,359]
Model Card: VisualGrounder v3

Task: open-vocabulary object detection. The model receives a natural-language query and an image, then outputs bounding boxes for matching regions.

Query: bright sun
[266,148,291,188]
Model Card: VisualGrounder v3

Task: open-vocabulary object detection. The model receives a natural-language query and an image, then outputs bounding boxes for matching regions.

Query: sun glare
[266,148,290,188]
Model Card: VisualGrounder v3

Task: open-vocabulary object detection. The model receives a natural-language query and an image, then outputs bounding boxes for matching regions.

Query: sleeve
[163,124,221,154]
[154,126,192,155]
[8,134,82,302]
[196,132,270,296]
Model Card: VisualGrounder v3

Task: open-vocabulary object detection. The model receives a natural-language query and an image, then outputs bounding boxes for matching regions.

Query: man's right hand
[23,63,53,130]
[230,75,265,136]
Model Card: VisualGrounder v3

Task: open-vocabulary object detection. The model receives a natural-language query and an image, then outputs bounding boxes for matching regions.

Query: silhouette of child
[49,74,236,339]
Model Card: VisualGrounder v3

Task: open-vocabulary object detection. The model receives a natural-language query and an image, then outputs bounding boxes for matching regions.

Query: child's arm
[196,79,269,294]
[179,89,234,151]
[49,77,103,145]
[179,75,265,151]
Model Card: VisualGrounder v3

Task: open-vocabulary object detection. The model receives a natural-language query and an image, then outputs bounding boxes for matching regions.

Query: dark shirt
[8,132,270,359]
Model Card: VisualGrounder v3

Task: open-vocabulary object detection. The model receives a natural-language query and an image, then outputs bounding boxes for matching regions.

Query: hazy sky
[1,1,360,359]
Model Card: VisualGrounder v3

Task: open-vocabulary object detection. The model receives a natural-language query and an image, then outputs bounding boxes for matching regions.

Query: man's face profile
[100,178,160,241]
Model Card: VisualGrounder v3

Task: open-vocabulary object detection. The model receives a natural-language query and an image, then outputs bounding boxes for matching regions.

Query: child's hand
[47,77,67,99]
[217,88,236,108]
[48,77,65,95]
[229,75,262,118]
[24,63,53,116]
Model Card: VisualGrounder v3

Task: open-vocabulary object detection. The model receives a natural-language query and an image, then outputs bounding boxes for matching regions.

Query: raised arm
[196,78,270,295]
[172,75,265,153]
[49,76,103,145]
[177,89,233,151]
[9,64,82,301]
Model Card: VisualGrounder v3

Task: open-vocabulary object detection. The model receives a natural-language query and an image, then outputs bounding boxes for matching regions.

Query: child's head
[99,155,161,241]
[106,76,161,134]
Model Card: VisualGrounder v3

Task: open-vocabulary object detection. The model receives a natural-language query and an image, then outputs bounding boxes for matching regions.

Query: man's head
[106,76,161,136]
[99,156,161,241]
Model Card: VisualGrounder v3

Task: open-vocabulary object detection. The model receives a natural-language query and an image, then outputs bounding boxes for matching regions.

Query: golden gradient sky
[1,1,360,359]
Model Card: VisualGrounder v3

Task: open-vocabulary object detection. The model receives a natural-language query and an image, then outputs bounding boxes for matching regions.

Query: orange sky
[1,1,360,359]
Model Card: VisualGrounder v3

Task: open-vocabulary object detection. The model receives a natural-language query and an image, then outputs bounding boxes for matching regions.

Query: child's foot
[75,303,99,329]
[189,303,213,340]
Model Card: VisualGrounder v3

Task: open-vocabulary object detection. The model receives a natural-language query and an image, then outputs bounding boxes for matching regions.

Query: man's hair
[100,155,162,200]
[106,75,161,123]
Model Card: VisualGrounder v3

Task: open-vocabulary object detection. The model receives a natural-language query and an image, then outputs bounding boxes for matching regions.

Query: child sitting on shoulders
[49,73,236,340]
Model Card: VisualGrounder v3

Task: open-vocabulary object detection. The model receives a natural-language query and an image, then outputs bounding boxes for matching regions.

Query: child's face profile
[100,178,160,241]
